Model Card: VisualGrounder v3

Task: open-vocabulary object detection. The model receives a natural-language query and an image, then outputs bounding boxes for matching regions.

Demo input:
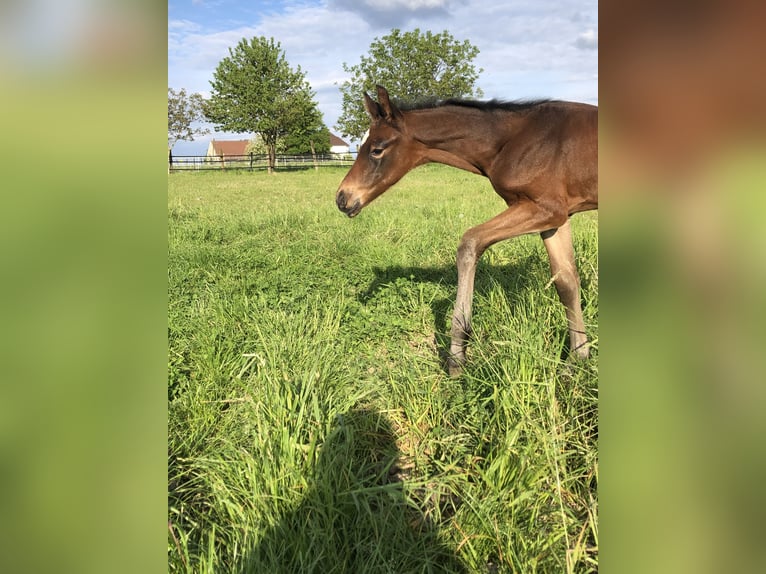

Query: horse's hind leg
[541,219,590,359]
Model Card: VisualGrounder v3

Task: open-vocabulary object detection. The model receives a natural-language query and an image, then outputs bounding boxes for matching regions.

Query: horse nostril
[336,191,347,210]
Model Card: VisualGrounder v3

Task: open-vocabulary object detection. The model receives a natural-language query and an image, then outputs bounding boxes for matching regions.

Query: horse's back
[523,102,597,214]
[489,101,597,213]
[557,102,598,213]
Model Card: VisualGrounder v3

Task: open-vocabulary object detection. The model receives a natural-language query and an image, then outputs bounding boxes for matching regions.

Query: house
[206,134,350,157]
[329,134,350,155]
[206,139,250,158]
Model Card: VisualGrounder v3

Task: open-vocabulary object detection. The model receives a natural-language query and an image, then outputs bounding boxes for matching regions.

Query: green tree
[336,28,484,139]
[245,135,286,156]
[281,106,331,156]
[204,36,321,174]
[281,125,331,155]
[167,87,209,150]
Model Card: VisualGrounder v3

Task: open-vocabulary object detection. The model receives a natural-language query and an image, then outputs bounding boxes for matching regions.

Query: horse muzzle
[336,190,363,218]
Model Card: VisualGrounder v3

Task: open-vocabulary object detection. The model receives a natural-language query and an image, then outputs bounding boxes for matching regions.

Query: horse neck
[405,107,515,174]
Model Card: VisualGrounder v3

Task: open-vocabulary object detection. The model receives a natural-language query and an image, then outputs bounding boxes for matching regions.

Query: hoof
[572,342,590,360]
[447,357,464,378]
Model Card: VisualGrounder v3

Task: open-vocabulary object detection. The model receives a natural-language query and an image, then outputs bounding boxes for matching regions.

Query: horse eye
[370,147,384,158]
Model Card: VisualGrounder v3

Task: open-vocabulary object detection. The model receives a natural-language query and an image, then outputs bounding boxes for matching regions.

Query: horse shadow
[241,408,466,573]
[357,253,568,368]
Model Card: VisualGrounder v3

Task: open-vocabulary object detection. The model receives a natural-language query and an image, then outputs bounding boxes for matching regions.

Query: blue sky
[168,0,597,155]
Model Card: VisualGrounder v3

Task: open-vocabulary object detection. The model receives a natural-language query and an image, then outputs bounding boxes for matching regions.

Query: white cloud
[331,0,457,27]
[365,0,451,8]
[168,19,200,31]
[575,28,598,50]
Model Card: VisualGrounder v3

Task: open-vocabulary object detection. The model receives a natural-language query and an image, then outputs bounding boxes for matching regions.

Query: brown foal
[336,85,597,376]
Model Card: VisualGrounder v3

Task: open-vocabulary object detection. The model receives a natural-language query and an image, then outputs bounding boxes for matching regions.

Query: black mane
[397,97,554,113]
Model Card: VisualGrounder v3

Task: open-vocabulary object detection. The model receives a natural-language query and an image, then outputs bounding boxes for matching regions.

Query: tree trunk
[310,140,318,171]
[267,144,276,175]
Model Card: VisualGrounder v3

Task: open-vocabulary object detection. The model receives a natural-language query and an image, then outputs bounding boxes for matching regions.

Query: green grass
[168,165,598,573]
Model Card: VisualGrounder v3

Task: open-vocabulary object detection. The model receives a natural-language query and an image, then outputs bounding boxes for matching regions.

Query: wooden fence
[168,152,356,172]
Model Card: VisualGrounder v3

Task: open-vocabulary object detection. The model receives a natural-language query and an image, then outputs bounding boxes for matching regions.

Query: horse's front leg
[446,200,566,377]
[448,235,481,376]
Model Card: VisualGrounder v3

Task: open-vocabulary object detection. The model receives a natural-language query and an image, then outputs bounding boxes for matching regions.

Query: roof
[208,135,348,155]
[208,139,250,156]
[330,133,349,147]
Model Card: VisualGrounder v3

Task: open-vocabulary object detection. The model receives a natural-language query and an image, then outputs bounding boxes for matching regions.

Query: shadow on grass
[241,409,466,573]
[359,254,553,370]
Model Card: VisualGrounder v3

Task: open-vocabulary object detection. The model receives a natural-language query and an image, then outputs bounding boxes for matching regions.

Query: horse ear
[363,92,383,121]
[376,85,402,123]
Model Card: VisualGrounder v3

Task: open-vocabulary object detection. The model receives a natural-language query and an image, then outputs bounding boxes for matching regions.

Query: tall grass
[168,165,598,573]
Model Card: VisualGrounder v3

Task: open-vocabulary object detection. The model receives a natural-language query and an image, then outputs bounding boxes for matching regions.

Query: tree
[282,125,331,155]
[336,28,484,140]
[245,135,286,156]
[204,36,322,174]
[167,87,209,150]
[281,105,331,156]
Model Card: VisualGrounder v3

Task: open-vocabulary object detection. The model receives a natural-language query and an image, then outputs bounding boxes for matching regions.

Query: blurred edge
[1,1,765,573]
[600,1,766,573]
[0,2,167,574]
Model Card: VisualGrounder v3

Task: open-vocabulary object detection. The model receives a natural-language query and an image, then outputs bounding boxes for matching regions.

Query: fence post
[168,148,173,173]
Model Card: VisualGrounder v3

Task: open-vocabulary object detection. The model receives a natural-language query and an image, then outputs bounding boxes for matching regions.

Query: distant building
[329,134,350,155]
[206,139,250,158]
[206,135,350,157]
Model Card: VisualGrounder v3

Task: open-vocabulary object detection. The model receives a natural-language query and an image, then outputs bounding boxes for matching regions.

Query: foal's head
[336,86,424,218]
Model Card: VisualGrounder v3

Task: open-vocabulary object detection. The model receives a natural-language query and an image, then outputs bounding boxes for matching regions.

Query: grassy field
[168,165,598,573]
